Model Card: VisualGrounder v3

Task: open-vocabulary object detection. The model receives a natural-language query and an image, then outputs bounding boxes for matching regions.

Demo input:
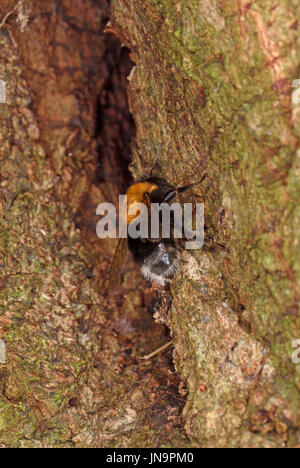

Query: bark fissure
[110,0,300,448]
[0,0,188,448]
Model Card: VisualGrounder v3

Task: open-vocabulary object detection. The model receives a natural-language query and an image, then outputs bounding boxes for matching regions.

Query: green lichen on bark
[0,0,187,448]
[0,27,104,446]
[111,0,300,447]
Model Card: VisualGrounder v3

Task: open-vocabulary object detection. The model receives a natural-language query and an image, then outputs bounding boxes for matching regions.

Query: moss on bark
[111,0,300,447]
[0,0,187,448]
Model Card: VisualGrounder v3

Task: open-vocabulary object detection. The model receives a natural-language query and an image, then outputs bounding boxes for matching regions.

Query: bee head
[143,177,176,204]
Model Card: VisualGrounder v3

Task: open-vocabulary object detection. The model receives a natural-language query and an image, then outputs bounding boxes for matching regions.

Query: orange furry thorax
[123,182,158,225]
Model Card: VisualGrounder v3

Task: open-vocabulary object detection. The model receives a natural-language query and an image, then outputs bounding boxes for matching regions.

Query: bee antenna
[177,173,207,193]
[149,144,162,177]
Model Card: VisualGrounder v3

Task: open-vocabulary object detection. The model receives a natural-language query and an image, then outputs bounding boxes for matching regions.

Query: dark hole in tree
[95,38,135,192]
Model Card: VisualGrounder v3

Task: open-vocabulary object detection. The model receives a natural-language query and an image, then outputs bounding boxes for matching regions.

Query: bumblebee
[109,175,204,289]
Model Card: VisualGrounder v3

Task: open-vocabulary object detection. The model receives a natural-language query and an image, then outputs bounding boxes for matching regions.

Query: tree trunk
[110,0,300,448]
[0,0,187,448]
[0,0,299,448]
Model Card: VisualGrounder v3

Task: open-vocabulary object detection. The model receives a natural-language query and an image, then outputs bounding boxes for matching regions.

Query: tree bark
[1,0,300,448]
[111,0,300,447]
[0,0,187,448]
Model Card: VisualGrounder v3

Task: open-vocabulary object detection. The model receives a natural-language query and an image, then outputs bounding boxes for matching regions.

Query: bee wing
[109,237,128,289]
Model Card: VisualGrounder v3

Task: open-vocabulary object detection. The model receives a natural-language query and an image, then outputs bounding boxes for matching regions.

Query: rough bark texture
[110,0,300,448]
[0,0,188,448]
[1,0,300,448]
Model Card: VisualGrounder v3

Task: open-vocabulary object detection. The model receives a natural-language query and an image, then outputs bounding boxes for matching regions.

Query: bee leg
[173,236,181,250]
[204,239,225,250]
[149,144,162,177]
[143,191,152,212]
[144,281,157,294]
[177,174,207,194]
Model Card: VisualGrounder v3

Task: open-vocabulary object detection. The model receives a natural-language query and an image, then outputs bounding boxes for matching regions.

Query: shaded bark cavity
[0,0,188,448]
